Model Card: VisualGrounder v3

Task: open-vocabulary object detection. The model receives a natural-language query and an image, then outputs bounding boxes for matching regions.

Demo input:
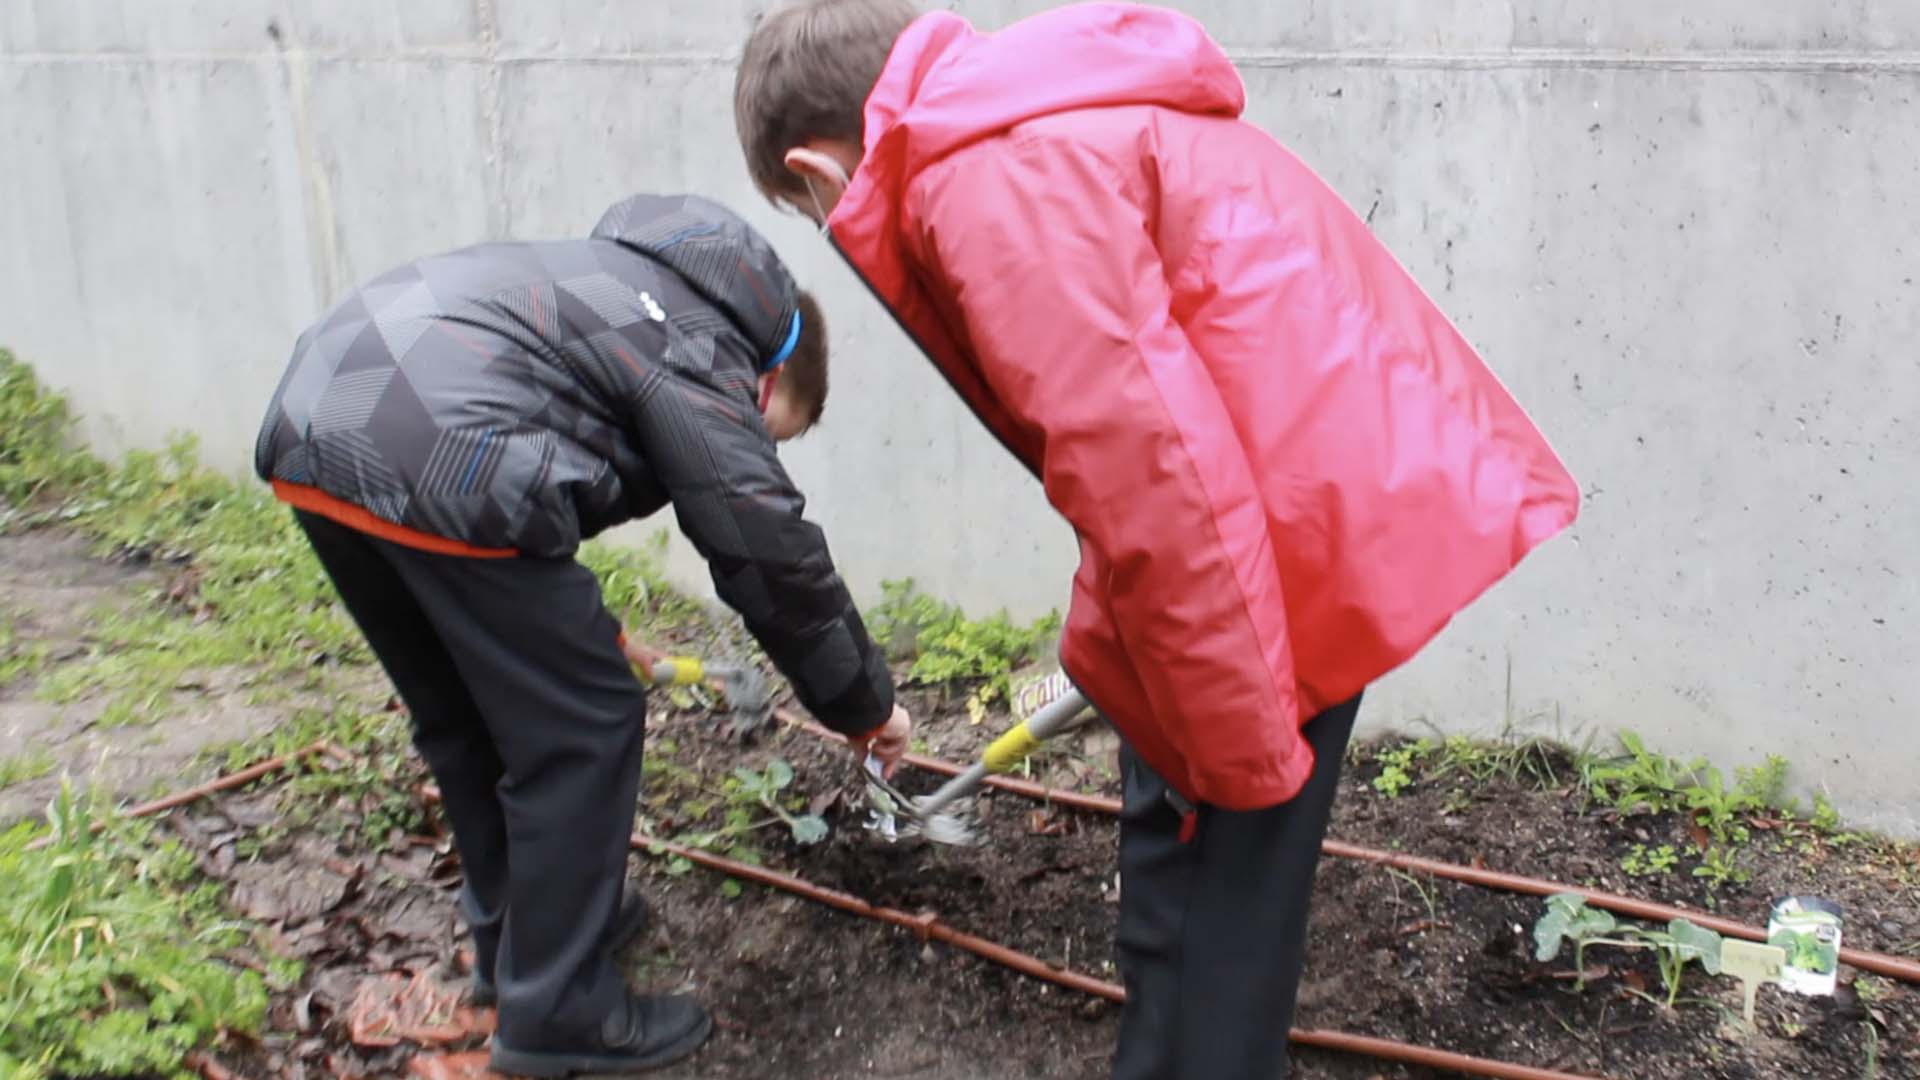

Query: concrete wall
[3,3,1915,834]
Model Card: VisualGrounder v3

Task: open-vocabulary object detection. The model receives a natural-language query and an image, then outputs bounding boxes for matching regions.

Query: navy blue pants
[297,511,646,1049]
[1112,696,1361,1080]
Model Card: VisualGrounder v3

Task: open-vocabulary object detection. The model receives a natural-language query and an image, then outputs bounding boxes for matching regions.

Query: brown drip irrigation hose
[23,741,333,851]
[633,831,1613,1080]
[777,707,1920,985]
[1320,841,1920,984]
[61,743,1616,1077]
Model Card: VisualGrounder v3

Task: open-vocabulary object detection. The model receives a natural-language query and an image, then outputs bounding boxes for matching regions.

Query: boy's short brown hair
[784,290,831,428]
[734,0,920,202]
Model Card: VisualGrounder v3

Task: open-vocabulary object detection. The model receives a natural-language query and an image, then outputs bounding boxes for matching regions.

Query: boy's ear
[783,146,847,188]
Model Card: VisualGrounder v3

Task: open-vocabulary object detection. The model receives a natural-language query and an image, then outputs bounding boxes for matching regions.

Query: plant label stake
[1720,939,1786,1029]
[1768,895,1842,996]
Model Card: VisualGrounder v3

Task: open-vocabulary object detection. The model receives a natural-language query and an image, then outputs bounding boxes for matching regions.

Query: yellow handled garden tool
[644,656,772,737]
[897,687,1092,846]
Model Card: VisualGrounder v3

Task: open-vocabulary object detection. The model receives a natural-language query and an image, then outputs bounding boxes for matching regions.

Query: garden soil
[1,528,1915,1079]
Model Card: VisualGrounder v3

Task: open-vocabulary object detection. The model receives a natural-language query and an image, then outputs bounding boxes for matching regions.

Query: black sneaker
[470,891,652,1008]
[488,992,712,1077]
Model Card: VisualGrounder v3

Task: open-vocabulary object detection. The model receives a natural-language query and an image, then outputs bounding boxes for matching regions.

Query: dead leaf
[1027,810,1067,836]
[808,789,843,818]
[348,971,495,1050]
[380,848,433,883]
[1686,820,1712,850]
[228,861,353,925]
[220,794,282,829]
[293,990,318,1032]
[408,1051,504,1080]
[374,893,451,944]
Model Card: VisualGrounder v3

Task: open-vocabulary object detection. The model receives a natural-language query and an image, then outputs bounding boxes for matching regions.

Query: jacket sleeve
[906,135,1306,804]
[631,371,893,738]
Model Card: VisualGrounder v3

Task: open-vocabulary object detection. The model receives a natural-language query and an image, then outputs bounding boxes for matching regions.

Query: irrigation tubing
[66,743,1620,1077]
[100,736,1908,1076]
[776,707,1920,985]
[634,831,1613,1080]
[1319,840,1920,984]
[22,741,333,851]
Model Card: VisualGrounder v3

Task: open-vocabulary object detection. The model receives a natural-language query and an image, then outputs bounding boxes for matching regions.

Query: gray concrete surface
[1,3,1914,834]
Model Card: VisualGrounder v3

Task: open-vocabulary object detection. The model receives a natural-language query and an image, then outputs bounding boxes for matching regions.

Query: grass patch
[0,749,56,790]
[0,610,50,689]
[0,782,269,1079]
[0,349,693,745]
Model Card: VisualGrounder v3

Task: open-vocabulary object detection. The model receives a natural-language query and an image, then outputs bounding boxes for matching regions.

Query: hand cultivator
[643,655,772,736]
[863,684,1092,848]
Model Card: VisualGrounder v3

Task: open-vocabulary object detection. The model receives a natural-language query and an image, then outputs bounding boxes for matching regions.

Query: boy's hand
[620,631,666,675]
[857,704,913,777]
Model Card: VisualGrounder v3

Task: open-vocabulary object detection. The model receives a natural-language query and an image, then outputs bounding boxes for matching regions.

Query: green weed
[0,349,108,513]
[867,579,1060,703]
[1585,733,1805,871]
[1621,843,1679,878]
[1586,732,1698,815]
[1691,846,1750,892]
[0,750,56,790]
[579,535,705,635]
[1371,738,1434,798]
[0,781,267,1077]
[259,707,425,850]
[0,612,50,688]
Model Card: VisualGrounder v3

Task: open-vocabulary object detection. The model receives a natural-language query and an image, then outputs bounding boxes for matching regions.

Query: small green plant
[1634,918,1725,1008]
[1735,755,1791,811]
[1383,867,1438,924]
[867,579,1060,703]
[1682,766,1753,847]
[1855,974,1890,1005]
[1371,738,1433,798]
[1811,792,1844,833]
[0,781,268,1077]
[1692,846,1749,891]
[1534,893,1724,1006]
[1586,732,1698,814]
[1621,843,1679,878]
[1534,892,1620,988]
[729,759,828,846]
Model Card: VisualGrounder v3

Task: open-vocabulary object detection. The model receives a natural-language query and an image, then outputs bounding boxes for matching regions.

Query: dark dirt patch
[166,689,1917,1080]
[13,520,1909,1079]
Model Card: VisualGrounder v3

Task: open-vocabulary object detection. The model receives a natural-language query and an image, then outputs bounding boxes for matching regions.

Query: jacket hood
[593,193,803,370]
[840,4,1243,212]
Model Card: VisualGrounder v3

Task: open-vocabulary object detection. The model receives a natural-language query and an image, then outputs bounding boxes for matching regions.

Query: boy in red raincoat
[734,4,1579,1076]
